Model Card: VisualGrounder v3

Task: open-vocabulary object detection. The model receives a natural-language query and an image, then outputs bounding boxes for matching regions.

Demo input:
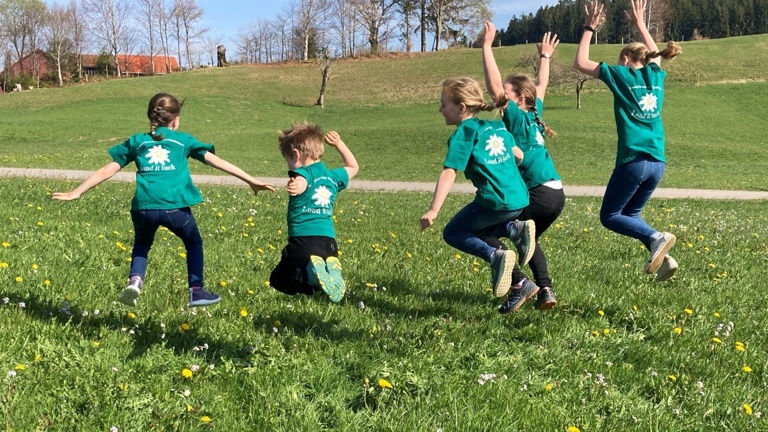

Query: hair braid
[531,106,556,138]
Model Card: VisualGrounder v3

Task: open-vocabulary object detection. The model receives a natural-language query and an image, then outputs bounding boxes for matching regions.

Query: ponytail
[644,41,682,63]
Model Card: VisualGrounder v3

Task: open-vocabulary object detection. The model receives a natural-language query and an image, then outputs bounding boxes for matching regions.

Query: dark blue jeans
[600,155,665,249]
[443,201,523,262]
[130,207,203,288]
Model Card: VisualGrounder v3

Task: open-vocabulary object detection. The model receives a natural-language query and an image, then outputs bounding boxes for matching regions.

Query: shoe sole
[535,298,557,311]
[189,297,221,307]
[655,258,679,282]
[645,234,676,274]
[325,257,346,303]
[519,220,536,266]
[499,284,540,314]
[310,256,344,303]
[118,286,141,307]
[492,250,516,298]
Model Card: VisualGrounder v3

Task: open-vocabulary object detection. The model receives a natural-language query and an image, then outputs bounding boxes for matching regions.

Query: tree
[0,0,48,75]
[82,0,133,77]
[355,0,398,55]
[45,2,72,86]
[66,0,86,80]
[155,0,173,73]
[316,49,333,107]
[293,0,332,61]
[394,0,416,52]
[137,0,162,74]
[173,0,206,69]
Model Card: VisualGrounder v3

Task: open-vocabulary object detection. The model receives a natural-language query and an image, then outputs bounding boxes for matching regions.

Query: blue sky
[199,0,559,43]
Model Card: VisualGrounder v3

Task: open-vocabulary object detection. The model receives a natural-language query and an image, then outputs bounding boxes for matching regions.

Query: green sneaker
[490,249,516,298]
[325,257,346,303]
[307,256,344,303]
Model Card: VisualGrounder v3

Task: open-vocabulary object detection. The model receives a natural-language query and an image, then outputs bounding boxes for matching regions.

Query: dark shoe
[490,249,516,298]
[645,232,676,274]
[188,287,221,307]
[118,275,143,306]
[534,287,557,311]
[510,220,536,266]
[499,278,539,314]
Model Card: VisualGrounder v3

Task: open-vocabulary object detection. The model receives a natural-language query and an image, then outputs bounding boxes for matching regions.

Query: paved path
[3,167,768,200]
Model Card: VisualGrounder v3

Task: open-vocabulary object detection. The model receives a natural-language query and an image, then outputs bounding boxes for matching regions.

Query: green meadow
[1,36,768,431]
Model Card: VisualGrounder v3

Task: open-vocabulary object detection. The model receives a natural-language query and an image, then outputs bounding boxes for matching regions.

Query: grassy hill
[1,34,767,189]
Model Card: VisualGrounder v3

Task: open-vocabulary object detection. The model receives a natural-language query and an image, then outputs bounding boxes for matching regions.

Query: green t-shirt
[108,127,213,210]
[287,162,349,238]
[502,98,561,188]
[443,117,529,211]
[598,62,667,167]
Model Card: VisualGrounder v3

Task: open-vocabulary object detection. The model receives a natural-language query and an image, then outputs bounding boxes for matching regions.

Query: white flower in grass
[110,427,119,432]
[183,389,191,397]
[146,145,170,165]
[639,93,658,112]
[190,365,200,372]
[7,370,16,378]
[484,134,506,157]
[18,302,25,309]
[312,186,332,207]
[2,297,8,304]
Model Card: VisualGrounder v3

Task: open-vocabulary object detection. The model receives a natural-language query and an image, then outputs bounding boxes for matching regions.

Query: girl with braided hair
[481,22,565,313]
[420,77,536,307]
[53,93,275,307]
[574,0,682,281]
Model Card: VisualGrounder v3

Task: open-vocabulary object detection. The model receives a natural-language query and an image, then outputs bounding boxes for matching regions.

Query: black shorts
[269,236,338,296]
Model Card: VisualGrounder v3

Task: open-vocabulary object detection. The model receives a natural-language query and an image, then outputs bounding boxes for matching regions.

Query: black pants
[482,185,565,288]
[269,236,339,296]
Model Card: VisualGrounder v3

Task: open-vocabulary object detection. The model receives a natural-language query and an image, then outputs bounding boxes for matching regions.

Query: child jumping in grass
[269,123,358,303]
[573,0,681,281]
[480,23,566,313]
[52,93,275,307]
[420,77,536,307]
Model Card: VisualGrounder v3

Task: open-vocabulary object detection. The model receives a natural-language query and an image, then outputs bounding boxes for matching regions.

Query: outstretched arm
[324,131,359,180]
[535,32,559,100]
[420,168,457,231]
[625,0,660,65]
[573,0,604,78]
[203,152,275,195]
[52,161,122,200]
[481,21,506,104]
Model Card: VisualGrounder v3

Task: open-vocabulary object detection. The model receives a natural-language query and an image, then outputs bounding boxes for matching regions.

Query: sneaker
[510,220,536,266]
[534,287,558,311]
[188,287,221,307]
[118,275,143,307]
[307,256,344,303]
[325,257,346,303]
[655,255,678,282]
[490,249,516,298]
[499,278,539,314]
[645,232,676,274]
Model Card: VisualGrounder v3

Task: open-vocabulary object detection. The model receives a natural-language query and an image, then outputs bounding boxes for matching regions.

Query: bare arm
[52,161,122,200]
[535,32,559,100]
[513,146,524,165]
[324,131,359,180]
[625,0,660,65]
[203,152,275,195]
[573,0,604,78]
[420,168,457,231]
[481,21,506,104]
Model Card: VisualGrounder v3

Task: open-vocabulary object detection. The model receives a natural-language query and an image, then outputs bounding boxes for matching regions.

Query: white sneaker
[645,232,676,274]
[118,276,142,306]
[655,255,678,282]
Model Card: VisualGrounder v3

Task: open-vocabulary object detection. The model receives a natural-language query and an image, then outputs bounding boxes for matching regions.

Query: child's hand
[537,32,559,57]
[286,176,308,196]
[482,21,496,47]
[624,0,646,27]
[324,131,344,147]
[584,0,606,29]
[420,210,438,231]
[250,181,275,195]
[52,191,81,201]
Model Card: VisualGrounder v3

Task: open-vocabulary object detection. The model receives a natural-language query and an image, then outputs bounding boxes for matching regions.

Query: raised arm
[203,152,275,195]
[481,21,506,104]
[420,168,457,231]
[324,131,359,180]
[625,0,660,65]
[573,0,605,78]
[52,161,122,201]
[535,32,559,100]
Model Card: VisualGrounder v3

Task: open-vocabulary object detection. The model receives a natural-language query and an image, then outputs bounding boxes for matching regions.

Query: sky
[198,0,559,44]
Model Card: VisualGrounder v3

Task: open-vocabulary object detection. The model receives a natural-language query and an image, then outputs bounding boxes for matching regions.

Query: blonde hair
[147,93,183,141]
[621,41,682,65]
[504,74,556,138]
[442,77,502,114]
[278,121,324,161]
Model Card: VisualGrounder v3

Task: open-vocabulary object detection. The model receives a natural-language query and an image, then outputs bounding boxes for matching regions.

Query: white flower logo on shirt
[485,134,506,157]
[535,130,545,146]
[312,185,332,207]
[146,145,170,165]
[639,92,658,112]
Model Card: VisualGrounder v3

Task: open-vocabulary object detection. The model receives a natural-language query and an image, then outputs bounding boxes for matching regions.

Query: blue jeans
[600,155,664,249]
[130,207,204,288]
[443,201,523,262]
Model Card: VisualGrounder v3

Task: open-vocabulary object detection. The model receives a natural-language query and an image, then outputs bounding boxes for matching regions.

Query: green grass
[1,35,768,189]
[1,178,767,430]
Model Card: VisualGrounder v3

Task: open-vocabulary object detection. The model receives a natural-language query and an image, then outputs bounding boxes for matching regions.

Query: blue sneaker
[307,256,344,303]
[325,257,346,303]
[188,287,221,307]
[499,278,539,314]
[510,220,536,266]
[490,249,516,298]
[118,275,143,307]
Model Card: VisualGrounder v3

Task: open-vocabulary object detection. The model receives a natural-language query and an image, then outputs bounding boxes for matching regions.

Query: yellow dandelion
[34,354,41,362]
[735,342,745,352]
[742,366,753,373]
[180,323,191,331]
[127,312,136,320]
[119,384,129,391]
[257,247,263,253]
[744,403,753,415]
[591,330,599,337]
[179,252,187,258]
[673,327,682,335]
[32,263,39,270]
[545,383,553,391]
[713,311,720,317]
[598,310,604,316]
[36,221,44,226]
[2,242,10,248]
[14,364,25,371]
[0,262,8,268]
[44,279,51,286]
[712,337,722,344]
[15,276,22,283]
[684,308,693,315]
[603,328,611,335]
[454,254,461,259]
[201,416,211,423]
[247,289,254,295]
[264,280,270,286]
[667,375,677,382]
[219,281,227,287]
[687,243,693,248]
[378,378,393,389]
[708,263,716,268]
[582,228,589,232]
[406,252,412,258]
[186,404,194,412]
[239,308,248,317]
[632,305,638,311]
[181,368,193,378]
[92,341,100,347]
[567,427,581,432]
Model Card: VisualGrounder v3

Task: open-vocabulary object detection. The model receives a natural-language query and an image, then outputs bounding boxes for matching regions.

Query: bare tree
[0,0,48,75]
[83,0,133,77]
[293,0,332,61]
[234,24,257,63]
[45,2,72,86]
[316,49,333,107]
[173,0,206,69]
[155,0,173,73]
[355,0,398,55]
[66,0,87,80]
[200,33,222,66]
[395,0,417,52]
[137,0,162,74]
[644,0,670,41]
[429,0,490,50]
[330,0,358,57]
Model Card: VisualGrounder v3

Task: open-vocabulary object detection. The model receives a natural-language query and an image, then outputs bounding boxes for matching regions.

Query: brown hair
[504,74,556,138]
[442,77,503,114]
[620,41,682,65]
[147,93,183,141]
[278,121,324,161]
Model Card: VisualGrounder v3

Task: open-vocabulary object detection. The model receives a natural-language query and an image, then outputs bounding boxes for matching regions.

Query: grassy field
[1,177,767,431]
[0,35,767,189]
